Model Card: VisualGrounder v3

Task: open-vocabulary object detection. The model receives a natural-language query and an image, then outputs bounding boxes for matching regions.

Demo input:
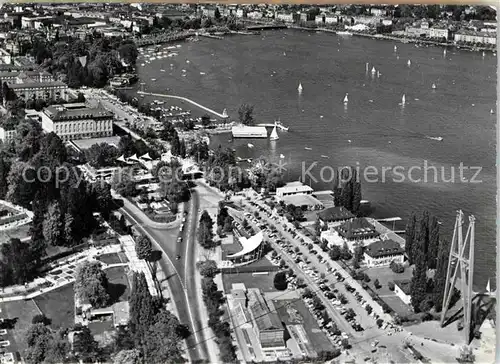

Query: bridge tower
[440,210,475,344]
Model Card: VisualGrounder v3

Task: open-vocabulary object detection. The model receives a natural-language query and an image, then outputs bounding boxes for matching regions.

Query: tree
[410,238,428,312]
[197,260,219,278]
[84,143,118,168]
[273,271,288,290]
[135,235,152,260]
[0,154,10,199]
[214,7,221,20]
[32,314,51,326]
[73,326,100,363]
[43,202,64,246]
[365,304,373,314]
[433,239,451,312]
[201,114,211,127]
[91,182,113,219]
[428,216,440,269]
[74,261,110,308]
[458,345,475,363]
[129,273,155,345]
[198,211,215,249]
[113,349,142,364]
[388,281,395,291]
[143,310,184,363]
[353,245,363,269]
[341,242,352,260]
[405,212,417,264]
[329,245,341,260]
[44,329,71,364]
[24,323,53,364]
[374,278,381,288]
[0,238,37,287]
[390,260,405,273]
[111,168,136,197]
[237,103,254,125]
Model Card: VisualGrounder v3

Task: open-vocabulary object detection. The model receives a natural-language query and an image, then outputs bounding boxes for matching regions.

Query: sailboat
[270,123,279,141]
[432,83,436,90]
[394,45,397,52]
[443,49,447,56]
[401,94,406,105]
[298,82,303,93]
[366,62,369,72]
[482,51,486,57]
[280,154,285,159]
[343,93,349,104]
[407,60,411,66]
[371,66,376,75]
[377,71,381,78]
[247,143,254,148]
[486,279,491,293]
[490,109,495,114]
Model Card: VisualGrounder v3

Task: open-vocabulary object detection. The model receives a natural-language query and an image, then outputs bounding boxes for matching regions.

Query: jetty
[256,122,289,131]
[247,24,287,30]
[135,31,195,47]
[198,33,224,40]
[137,91,228,119]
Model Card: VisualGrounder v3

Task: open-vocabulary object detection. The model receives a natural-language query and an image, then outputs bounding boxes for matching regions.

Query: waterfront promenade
[137,91,228,119]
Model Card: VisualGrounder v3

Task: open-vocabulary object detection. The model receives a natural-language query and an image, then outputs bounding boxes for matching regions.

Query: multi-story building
[335,217,380,242]
[0,126,17,143]
[39,103,114,142]
[276,181,313,198]
[363,239,405,267]
[0,70,68,102]
[247,289,286,351]
[454,30,497,45]
[0,48,11,65]
[275,11,294,23]
[429,26,450,40]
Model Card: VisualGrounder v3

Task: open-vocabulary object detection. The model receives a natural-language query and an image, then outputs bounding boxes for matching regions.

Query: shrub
[381,302,392,313]
[273,271,288,290]
[363,273,371,283]
[390,261,405,273]
[374,278,381,289]
[32,314,51,325]
[388,281,395,291]
[376,318,384,328]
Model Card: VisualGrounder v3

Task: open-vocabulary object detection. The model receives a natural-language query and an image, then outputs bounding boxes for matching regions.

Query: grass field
[105,266,130,303]
[98,253,124,265]
[33,284,75,330]
[0,299,41,354]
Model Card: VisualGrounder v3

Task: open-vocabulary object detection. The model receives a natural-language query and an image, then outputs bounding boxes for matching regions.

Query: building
[40,103,114,142]
[226,231,264,266]
[232,125,268,138]
[393,279,412,305]
[276,181,313,198]
[247,288,286,350]
[335,217,380,241]
[88,301,130,328]
[0,48,11,64]
[363,239,405,267]
[2,70,68,102]
[429,26,450,40]
[454,31,497,45]
[275,12,294,23]
[0,126,16,143]
[317,206,354,225]
[281,194,323,211]
[0,199,33,231]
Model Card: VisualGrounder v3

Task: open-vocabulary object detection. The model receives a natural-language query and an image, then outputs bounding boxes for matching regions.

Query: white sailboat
[247,143,254,148]
[432,83,436,89]
[482,51,486,57]
[401,94,406,105]
[490,109,495,114]
[343,93,349,104]
[298,82,303,93]
[443,49,447,56]
[371,66,376,75]
[270,123,279,141]
[407,59,411,66]
[366,62,369,72]
[486,279,491,293]
[377,71,381,78]
[394,45,397,52]
[280,154,285,159]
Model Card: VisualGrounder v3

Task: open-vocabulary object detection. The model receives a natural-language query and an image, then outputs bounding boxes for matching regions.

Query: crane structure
[440,210,475,344]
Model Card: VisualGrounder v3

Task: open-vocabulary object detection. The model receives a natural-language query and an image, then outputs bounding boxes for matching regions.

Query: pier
[135,31,195,47]
[256,123,289,131]
[247,24,287,30]
[137,91,228,119]
[198,33,224,40]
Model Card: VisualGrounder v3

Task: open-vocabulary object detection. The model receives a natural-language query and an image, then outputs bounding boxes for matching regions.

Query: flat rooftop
[71,136,121,151]
[281,194,323,208]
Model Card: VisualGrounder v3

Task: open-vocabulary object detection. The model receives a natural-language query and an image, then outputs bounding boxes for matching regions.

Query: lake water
[134,29,497,289]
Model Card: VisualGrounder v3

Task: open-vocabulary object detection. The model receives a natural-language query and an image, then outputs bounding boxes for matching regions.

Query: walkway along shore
[137,91,228,119]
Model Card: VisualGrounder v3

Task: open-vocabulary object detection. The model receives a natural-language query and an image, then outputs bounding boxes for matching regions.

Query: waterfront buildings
[280,194,324,211]
[363,239,405,267]
[317,206,354,225]
[40,103,114,142]
[231,125,268,138]
[335,218,380,242]
[454,30,497,45]
[276,181,313,198]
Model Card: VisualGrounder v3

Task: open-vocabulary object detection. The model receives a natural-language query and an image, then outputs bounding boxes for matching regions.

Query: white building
[0,199,33,231]
[394,280,411,305]
[275,12,294,23]
[454,31,497,45]
[275,181,313,198]
[363,239,405,268]
[0,126,16,143]
[0,48,11,64]
[429,27,450,40]
[40,103,114,142]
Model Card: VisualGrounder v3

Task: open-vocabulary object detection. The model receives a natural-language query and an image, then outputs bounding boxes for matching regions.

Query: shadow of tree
[108,283,127,304]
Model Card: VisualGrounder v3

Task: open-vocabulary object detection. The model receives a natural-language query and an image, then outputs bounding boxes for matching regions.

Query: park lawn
[97,253,124,265]
[0,299,41,354]
[33,284,75,330]
[105,266,130,303]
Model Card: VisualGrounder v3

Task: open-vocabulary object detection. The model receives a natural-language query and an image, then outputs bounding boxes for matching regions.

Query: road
[119,196,211,362]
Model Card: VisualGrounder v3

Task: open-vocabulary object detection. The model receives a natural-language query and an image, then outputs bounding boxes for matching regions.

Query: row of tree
[333,166,362,215]
[198,210,217,249]
[216,202,233,237]
[407,210,452,312]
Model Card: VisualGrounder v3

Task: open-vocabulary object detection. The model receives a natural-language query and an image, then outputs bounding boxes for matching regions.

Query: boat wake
[425,136,444,141]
